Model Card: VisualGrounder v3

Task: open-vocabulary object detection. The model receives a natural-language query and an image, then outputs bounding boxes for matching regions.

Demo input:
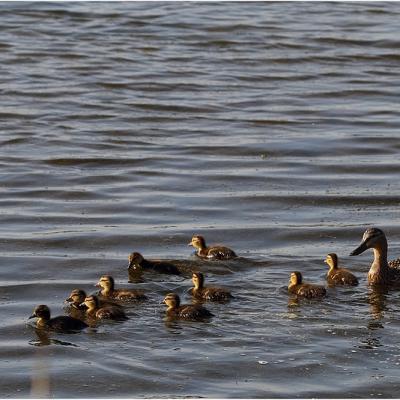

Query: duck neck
[369,240,389,283]
[101,286,112,296]
[36,317,47,328]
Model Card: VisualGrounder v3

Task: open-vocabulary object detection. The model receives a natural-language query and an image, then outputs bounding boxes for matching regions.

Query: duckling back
[327,268,359,286]
[206,246,237,260]
[290,283,326,299]
[174,304,214,321]
[95,306,128,321]
[47,316,88,332]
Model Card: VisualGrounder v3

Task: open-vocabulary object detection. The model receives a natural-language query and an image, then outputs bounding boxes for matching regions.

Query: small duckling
[163,293,214,321]
[189,272,233,301]
[66,288,123,309]
[188,235,237,260]
[29,305,88,332]
[82,295,127,320]
[288,271,326,299]
[96,275,147,301]
[65,289,88,311]
[325,253,358,286]
[128,252,182,275]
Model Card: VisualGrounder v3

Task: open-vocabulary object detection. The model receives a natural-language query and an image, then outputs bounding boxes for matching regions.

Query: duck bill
[95,283,101,287]
[28,314,36,319]
[188,241,194,247]
[65,297,72,302]
[350,240,369,256]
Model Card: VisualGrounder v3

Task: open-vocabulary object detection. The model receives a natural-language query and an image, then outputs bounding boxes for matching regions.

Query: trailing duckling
[189,272,233,301]
[29,305,88,332]
[188,235,237,260]
[288,271,326,299]
[82,295,128,320]
[325,253,358,286]
[163,293,213,321]
[128,252,182,275]
[96,275,147,302]
[350,227,400,286]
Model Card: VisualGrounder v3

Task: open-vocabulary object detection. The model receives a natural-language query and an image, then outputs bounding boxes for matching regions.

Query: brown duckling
[288,271,326,299]
[189,272,233,301]
[188,235,237,260]
[128,252,182,275]
[163,293,214,321]
[82,295,128,320]
[96,275,147,301]
[325,253,359,286]
[350,227,400,286]
[66,288,123,309]
[29,305,88,332]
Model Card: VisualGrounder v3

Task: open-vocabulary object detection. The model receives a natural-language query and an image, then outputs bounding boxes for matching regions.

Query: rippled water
[1,1,400,398]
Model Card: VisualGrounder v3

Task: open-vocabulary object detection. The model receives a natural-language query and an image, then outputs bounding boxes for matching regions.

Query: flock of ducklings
[29,227,400,333]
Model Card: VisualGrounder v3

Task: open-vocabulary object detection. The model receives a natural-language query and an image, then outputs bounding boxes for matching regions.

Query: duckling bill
[288,271,326,299]
[188,235,237,260]
[29,305,88,332]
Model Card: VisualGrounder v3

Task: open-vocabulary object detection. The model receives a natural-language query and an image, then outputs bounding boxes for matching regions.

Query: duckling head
[289,271,303,286]
[325,253,338,269]
[192,272,205,289]
[163,293,180,309]
[82,295,100,311]
[29,305,51,321]
[188,235,206,250]
[66,289,87,305]
[128,252,144,270]
[350,227,386,256]
[96,275,115,291]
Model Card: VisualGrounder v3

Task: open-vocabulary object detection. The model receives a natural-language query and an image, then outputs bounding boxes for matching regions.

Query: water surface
[1,2,400,398]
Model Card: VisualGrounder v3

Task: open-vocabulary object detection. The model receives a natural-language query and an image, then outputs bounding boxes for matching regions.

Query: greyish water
[1,1,400,398]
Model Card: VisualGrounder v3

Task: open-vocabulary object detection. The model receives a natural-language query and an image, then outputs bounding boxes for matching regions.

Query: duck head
[350,227,386,256]
[188,235,206,250]
[163,293,180,310]
[128,252,144,270]
[29,305,51,321]
[325,253,338,269]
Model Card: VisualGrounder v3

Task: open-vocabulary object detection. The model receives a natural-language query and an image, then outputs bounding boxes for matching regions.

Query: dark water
[1,1,400,398]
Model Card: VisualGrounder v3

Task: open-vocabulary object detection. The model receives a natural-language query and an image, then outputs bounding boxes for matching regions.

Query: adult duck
[350,227,400,286]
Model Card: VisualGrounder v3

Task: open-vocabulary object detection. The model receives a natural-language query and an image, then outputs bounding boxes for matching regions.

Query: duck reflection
[367,285,388,322]
[30,337,50,398]
[29,328,79,347]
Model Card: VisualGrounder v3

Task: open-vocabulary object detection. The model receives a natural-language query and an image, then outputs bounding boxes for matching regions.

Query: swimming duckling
[82,295,127,320]
[29,305,88,332]
[188,235,237,260]
[325,253,359,286]
[96,275,147,301]
[163,293,214,321]
[350,227,400,286]
[66,288,123,309]
[128,252,182,275]
[288,271,326,299]
[189,272,233,301]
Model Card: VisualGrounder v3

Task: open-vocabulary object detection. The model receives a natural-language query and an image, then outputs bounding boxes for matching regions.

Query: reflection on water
[367,286,389,321]
[30,344,50,398]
